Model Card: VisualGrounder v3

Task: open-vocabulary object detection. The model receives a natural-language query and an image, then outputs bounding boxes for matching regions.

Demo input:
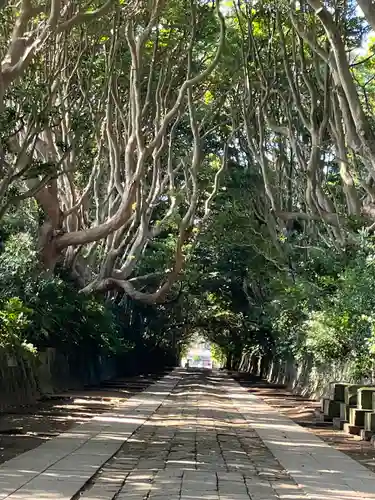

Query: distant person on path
[186,360,190,368]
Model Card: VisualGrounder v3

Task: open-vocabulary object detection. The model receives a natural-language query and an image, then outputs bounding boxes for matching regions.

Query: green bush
[0,232,37,297]
[264,238,375,377]
[0,297,36,354]
[0,230,179,371]
[303,310,352,361]
[0,230,128,356]
[24,276,127,355]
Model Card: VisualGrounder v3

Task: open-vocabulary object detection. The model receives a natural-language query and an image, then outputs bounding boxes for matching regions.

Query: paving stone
[181,496,219,500]
[3,369,375,500]
[0,371,181,499]
[116,494,147,500]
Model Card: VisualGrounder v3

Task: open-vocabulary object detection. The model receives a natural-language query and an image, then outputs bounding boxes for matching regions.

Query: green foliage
[2,0,375,384]
[260,237,375,377]
[169,152,375,378]
[211,343,226,366]
[0,228,182,370]
[0,297,33,350]
[0,232,37,296]
[304,311,352,361]
[23,276,125,355]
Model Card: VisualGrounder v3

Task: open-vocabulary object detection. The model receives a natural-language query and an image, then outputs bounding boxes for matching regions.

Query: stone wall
[0,347,117,412]
[0,348,39,411]
[240,353,368,400]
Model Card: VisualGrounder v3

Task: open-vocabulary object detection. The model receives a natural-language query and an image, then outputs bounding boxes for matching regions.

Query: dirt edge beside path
[232,371,375,474]
[0,370,171,466]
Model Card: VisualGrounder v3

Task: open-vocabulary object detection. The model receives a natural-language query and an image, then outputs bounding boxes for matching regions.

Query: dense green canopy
[2,0,375,376]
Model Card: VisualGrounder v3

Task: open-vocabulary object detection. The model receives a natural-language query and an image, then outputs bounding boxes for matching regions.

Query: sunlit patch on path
[1,369,375,499]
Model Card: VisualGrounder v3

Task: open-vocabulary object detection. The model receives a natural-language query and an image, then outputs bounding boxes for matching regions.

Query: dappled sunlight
[2,369,375,500]
[265,439,328,448]
[90,433,132,443]
[0,372,180,499]
[134,391,173,396]
[95,415,144,425]
[0,372,173,471]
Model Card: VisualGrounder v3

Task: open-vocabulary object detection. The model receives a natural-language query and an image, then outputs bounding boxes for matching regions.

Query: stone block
[339,402,352,421]
[360,429,374,441]
[323,399,341,418]
[349,407,373,427]
[317,411,333,422]
[364,411,375,432]
[344,385,363,405]
[332,417,344,430]
[357,387,375,409]
[315,408,326,423]
[329,382,351,402]
[343,422,362,435]
[320,397,329,412]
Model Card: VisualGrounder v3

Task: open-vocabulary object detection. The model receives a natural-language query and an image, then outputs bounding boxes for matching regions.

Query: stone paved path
[1,369,375,499]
